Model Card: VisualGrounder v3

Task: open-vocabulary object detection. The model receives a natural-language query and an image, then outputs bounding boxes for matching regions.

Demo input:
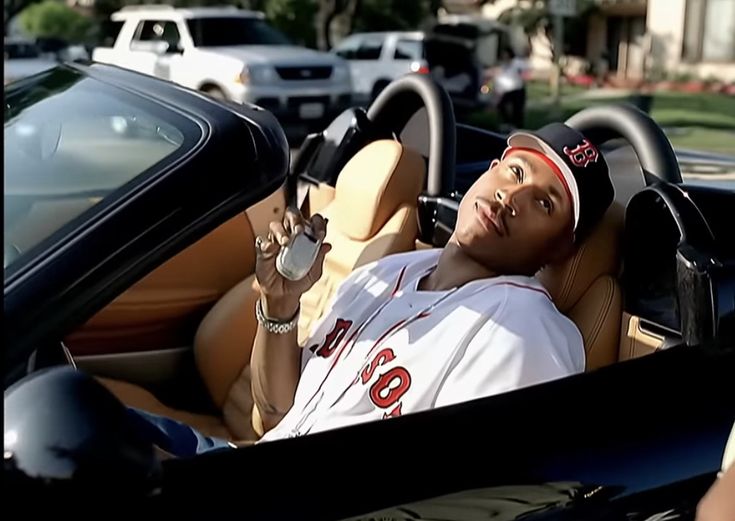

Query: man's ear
[490,158,500,170]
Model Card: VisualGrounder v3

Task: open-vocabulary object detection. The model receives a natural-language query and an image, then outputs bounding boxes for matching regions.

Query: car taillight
[410,61,430,74]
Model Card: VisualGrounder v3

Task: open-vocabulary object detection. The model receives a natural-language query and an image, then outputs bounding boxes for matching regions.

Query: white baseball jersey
[259,248,584,442]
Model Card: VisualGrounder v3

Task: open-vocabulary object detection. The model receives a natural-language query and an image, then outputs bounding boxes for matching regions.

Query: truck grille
[276,66,333,81]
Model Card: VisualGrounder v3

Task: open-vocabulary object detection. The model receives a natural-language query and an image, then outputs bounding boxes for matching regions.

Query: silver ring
[255,236,264,250]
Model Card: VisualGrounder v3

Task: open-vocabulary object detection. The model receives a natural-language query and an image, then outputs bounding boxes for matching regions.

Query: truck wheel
[201,85,227,101]
[371,80,390,102]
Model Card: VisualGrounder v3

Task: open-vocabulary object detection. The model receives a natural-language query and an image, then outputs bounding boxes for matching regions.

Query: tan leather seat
[536,202,625,371]
[101,139,426,440]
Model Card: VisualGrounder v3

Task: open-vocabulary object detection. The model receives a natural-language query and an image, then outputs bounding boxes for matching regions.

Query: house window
[683,0,735,62]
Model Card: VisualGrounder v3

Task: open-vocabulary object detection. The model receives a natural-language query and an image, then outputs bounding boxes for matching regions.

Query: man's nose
[495,183,532,216]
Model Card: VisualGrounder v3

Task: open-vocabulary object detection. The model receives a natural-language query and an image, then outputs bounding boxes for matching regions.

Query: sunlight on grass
[667,127,735,155]
[465,87,735,156]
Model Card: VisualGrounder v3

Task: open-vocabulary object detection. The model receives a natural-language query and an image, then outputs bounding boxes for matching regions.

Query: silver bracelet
[256,298,300,334]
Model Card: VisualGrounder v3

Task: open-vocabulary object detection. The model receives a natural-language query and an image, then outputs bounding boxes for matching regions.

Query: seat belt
[296,180,311,215]
[289,132,325,214]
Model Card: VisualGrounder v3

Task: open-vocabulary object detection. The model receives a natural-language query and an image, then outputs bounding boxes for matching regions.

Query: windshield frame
[185,16,292,47]
[3,66,205,283]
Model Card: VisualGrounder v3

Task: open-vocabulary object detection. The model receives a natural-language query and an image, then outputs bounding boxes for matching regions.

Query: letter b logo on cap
[563,139,599,168]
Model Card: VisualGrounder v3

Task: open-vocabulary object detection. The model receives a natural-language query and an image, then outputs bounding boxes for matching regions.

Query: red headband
[502,146,574,209]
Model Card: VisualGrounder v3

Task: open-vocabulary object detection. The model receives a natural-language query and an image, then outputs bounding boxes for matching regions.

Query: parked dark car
[4,62,734,517]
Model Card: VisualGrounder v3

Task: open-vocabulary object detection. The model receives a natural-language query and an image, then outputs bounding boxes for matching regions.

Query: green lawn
[649,92,735,129]
[666,127,735,155]
[465,85,735,155]
[524,80,589,101]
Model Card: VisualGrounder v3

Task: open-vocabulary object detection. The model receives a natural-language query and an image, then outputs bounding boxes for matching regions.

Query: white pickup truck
[92,5,353,134]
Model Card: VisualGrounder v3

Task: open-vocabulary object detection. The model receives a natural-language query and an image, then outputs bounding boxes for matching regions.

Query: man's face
[454,149,575,275]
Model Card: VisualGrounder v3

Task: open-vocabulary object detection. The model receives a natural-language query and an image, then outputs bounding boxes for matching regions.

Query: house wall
[647,0,735,82]
[468,0,735,82]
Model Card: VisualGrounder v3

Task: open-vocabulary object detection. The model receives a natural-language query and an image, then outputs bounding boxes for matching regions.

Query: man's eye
[510,165,523,182]
[539,198,552,214]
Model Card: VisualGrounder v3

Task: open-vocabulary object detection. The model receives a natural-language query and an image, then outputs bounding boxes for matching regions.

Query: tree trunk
[315,0,338,51]
[343,0,360,34]
[316,0,363,51]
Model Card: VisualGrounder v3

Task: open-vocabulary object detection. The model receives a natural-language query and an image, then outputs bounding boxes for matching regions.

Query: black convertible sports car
[4,63,734,517]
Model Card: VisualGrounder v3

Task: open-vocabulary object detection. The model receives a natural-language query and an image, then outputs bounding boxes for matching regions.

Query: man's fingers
[269,221,290,246]
[284,207,305,236]
[255,235,279,259]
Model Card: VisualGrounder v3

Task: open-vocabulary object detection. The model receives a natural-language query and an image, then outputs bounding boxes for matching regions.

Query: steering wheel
[565,104,682,185]
[366,73,457,197]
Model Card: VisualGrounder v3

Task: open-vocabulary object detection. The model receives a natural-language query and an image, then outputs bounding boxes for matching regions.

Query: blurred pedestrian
[595,50,610,87]
[494,47,528,131]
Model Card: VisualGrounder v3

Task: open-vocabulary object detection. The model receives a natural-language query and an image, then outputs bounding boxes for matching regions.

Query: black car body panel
[3,65,734,518]
[157,346,734,518]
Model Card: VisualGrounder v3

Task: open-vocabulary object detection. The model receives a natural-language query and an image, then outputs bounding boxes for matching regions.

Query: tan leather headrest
[333,140,425,241]
[537,202,624,312]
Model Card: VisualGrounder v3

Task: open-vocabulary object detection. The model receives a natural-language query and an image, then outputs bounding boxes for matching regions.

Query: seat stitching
[585,278,615,358]
[563,240,586,306]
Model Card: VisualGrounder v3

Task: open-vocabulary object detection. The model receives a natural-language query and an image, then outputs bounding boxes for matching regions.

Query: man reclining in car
[131,122,614,454]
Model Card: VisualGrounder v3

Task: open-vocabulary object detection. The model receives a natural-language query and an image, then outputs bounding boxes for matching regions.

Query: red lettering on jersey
[383,402,403,419]
[360,348,396,384]
[315,319,352,358]
[563,139,599,168]
[369,367,411,409]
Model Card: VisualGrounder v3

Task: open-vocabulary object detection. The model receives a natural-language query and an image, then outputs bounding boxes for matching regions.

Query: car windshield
[3,66,194,274]
[186,17,292,47]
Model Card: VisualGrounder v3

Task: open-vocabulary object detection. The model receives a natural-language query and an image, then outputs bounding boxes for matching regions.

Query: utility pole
[548,0,576,110]
[552,13,564,109]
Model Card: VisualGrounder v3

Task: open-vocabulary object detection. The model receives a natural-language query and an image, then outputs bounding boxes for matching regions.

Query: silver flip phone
[276,224,323,281]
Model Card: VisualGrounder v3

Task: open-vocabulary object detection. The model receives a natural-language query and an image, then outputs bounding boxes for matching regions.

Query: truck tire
[201,85,227,101]
[371,80,391,102]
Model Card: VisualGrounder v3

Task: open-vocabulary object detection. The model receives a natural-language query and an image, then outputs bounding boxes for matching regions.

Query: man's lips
[474,199,507,237]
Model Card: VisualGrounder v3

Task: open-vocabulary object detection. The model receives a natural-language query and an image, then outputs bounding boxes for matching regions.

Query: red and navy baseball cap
[502,122,615,242]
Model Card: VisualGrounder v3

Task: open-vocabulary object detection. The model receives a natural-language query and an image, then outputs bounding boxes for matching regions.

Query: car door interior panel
[244,184,287,241]
[64,210,258,356]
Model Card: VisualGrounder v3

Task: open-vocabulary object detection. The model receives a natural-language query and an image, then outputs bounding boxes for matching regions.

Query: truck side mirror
[130,40,170,55]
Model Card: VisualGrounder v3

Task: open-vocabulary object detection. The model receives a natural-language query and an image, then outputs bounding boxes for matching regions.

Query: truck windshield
[4,42,41,59]
[186,17,292,47]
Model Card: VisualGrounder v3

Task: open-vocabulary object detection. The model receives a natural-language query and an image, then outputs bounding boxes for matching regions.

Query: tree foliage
[498,0,599,59]
[9,0,439,48]
[5,0,43,35]
[20,0,94,42]
[249,0,439,50]
[251,0,319,47]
